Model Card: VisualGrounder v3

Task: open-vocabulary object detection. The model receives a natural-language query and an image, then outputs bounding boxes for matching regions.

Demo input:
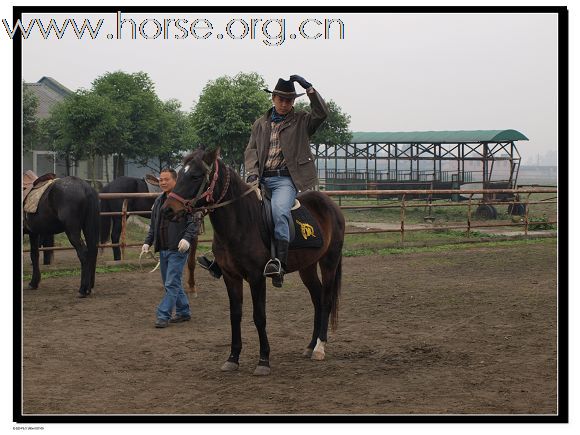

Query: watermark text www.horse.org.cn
[3,11,346,46]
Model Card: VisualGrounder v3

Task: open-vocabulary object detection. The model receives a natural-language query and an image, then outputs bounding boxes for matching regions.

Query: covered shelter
[315,129,528,198]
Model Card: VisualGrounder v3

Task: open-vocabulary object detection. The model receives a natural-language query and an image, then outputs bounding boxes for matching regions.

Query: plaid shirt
[264,121,287,170]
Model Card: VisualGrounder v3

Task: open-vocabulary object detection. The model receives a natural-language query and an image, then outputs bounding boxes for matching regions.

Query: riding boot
[197,255,222,279]
[265,240,289,288]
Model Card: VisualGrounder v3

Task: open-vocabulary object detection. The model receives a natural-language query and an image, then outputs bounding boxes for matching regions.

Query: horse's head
[161,147,221,220]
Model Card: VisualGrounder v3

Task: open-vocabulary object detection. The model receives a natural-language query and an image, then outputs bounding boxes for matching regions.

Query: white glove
[141,244,150,254]
[178,239,190,253]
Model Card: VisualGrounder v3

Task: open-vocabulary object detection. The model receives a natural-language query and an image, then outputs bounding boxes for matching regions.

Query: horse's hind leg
[312,254,342,361]
[110,217,122,261]
[299,263,323,358]
[28,233,41,289]
[64,226,90,297]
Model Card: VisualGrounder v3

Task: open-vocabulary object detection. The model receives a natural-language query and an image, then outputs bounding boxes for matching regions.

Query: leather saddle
[23,170,56,201]
[23,171,57,214]
[259,185,323,251]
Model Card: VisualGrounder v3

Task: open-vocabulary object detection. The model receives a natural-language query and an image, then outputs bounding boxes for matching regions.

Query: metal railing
[23,188,557,258]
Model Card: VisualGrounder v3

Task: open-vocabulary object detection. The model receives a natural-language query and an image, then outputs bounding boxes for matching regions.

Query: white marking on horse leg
[311,338,326,361]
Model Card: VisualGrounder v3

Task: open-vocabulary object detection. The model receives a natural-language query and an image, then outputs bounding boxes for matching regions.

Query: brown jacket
[244,89,329,191]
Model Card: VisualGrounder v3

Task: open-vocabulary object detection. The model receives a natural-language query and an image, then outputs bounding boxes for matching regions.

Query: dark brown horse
[162,148,345,376]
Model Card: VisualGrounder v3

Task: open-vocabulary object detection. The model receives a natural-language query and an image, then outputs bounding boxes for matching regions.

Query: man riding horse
[244,74,329,287]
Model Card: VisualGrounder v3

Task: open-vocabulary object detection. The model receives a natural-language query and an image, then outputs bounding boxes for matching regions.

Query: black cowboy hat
[264,78,305,98]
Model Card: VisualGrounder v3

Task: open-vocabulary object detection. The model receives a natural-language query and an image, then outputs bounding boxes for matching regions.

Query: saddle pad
[23,179,56,213]
[289,205,323,250]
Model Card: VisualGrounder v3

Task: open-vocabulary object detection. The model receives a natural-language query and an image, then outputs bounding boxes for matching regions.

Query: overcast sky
[2,3,577,434]
[19,11,559,164]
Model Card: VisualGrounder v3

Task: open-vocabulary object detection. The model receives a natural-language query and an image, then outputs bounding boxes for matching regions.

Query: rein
[168,159,259,216]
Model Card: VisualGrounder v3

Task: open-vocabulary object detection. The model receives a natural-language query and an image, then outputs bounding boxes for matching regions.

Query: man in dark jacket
[244,75,329,287]
[141,168,199,328]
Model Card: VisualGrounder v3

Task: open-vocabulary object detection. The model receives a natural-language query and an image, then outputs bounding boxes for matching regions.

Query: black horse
[162,148,345,376]
[100,175,200,294]
[24,176,100,297]
[100,176,161,261]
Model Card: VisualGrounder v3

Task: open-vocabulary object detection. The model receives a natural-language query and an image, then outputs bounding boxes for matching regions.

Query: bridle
[167,158,258,215]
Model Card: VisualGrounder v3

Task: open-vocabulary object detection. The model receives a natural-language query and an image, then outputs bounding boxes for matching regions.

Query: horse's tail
[329,251,342,332]
[84,188,100,254]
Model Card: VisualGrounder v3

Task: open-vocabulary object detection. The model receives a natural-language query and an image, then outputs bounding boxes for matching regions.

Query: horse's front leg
[185,237,198,297]
[28,233,41,289]
[40,234,54,265]
[221,272,243,372]
[249,275,270,376]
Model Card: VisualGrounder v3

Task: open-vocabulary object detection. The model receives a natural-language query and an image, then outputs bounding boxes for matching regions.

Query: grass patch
[22,264,140,281]
[343,237,555,257]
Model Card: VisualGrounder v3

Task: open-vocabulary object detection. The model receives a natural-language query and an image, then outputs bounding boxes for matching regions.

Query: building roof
[350,129,529,144]
[24,77,72,119]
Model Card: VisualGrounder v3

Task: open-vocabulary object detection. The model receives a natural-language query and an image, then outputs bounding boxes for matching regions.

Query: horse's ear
[144,174,159,186]
[203,147,221,164]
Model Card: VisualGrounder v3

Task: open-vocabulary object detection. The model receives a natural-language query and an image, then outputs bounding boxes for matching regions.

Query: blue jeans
[157,250,190,321]
[262,175,297,242]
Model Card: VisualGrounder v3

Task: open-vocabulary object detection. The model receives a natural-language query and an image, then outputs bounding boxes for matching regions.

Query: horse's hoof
[78,292,89,299]
[220,361,239,372]
[311,350,325,361]
[303,348,313,358]
[253,365,271,376]
[27,284,38,290]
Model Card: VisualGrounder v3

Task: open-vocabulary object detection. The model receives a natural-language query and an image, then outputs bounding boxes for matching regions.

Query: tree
[294,99,352,148]
[190,72,271,170]
[42,90,118,180]
[23,83,39,152]
[130,99,195,173]
[91,71,165,177]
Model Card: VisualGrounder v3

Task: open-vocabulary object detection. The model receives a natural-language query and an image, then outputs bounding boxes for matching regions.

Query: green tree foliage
[23,83,39,152]
[42,90,117,179]
[42,71,191,179]
[131,99,195,173]
[190,72,271,170]
[294,99,352,148]
[91,71,164,176]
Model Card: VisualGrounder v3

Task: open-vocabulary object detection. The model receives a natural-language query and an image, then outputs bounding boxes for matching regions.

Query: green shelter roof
[350,130,528,144]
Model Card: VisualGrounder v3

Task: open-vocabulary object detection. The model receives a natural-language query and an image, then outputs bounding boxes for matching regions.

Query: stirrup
[263,258,283,277]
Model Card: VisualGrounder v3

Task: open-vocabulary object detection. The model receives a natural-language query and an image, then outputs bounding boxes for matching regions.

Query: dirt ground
[20,240,558,415]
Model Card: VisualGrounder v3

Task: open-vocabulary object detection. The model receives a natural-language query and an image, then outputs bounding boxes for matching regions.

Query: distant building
[23,77,156,187]
[23,77,76,177]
